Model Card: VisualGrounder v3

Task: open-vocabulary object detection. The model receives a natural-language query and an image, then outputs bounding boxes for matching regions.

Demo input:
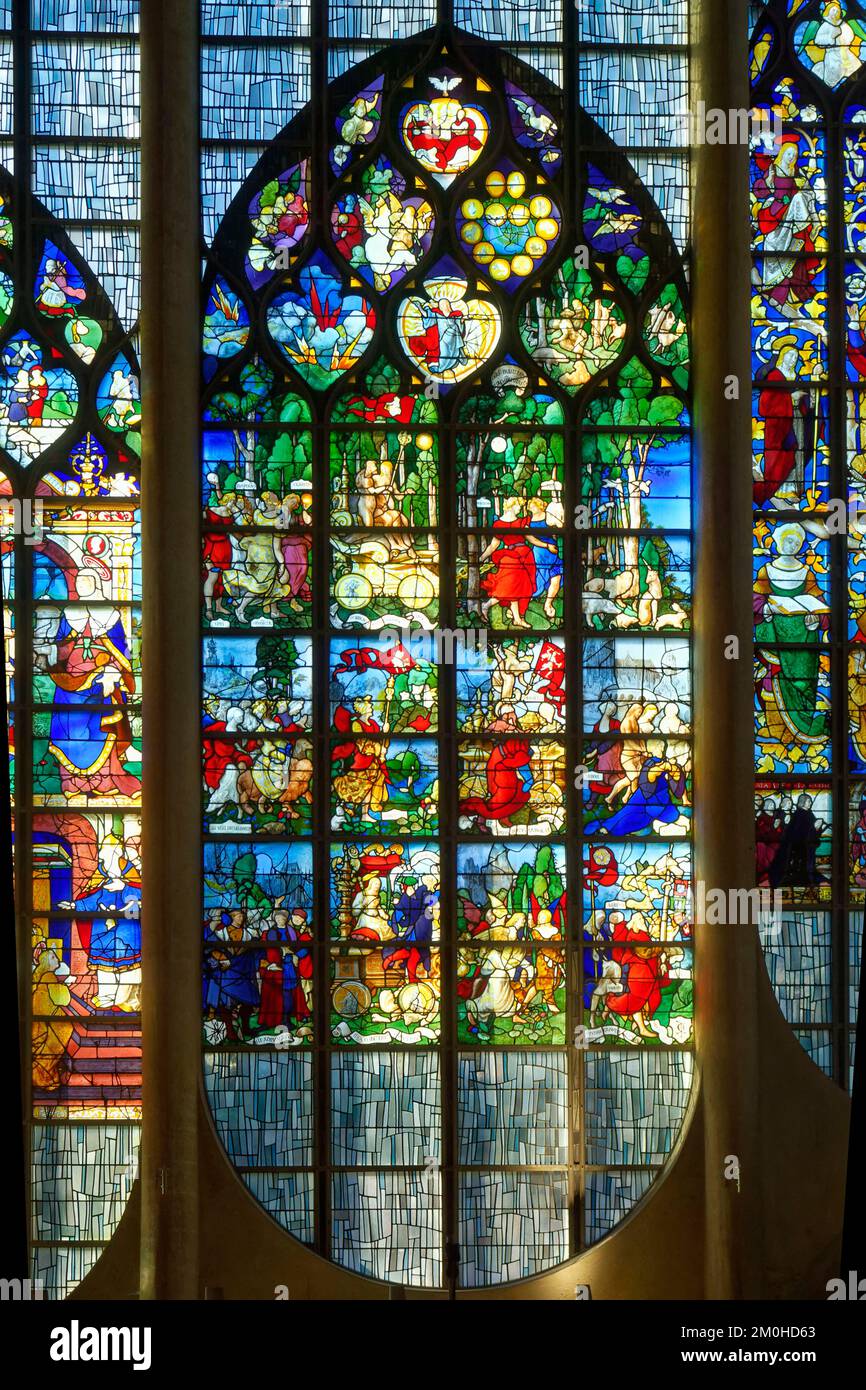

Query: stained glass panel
[751,0,866,1084]
[1,3,142,1295]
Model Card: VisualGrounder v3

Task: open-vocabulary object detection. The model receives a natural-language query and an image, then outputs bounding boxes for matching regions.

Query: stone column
[691,0,764,1299]
[138,0,201,1300]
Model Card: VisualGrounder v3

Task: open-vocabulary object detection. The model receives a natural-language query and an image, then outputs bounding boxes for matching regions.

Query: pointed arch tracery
[199,26,695,1288]
[0,163,142,1296]
[749,0,866,1088]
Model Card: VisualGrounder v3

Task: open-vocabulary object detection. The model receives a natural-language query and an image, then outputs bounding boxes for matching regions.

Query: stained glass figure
[397,262,501,385]
[332,157,435,291]
[246,161,310,289]
[794,1,866,87]
[399,68,489,185]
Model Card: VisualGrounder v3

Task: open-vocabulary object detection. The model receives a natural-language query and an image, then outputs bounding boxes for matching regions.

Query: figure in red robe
[332,205,364,262]
[604,918,670,1036]
[460,738,533,825]
[755,798,784,882]
[203,503,234,619]
[27,368,49,428]
[478,521,537,628]
[754,366,816,506]
[440,109,483,171]
[258,944,284,1029]
[202,716,254,792]
[344,391,417,424]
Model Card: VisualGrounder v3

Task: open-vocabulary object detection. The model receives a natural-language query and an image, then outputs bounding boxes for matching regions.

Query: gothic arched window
[750,0,866,1088]
[0,0,141,1299]
[199,16,694,1289]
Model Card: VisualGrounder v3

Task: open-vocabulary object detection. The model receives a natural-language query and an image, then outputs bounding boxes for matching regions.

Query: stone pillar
[691,0,764,1299]
[138,0,201,1300]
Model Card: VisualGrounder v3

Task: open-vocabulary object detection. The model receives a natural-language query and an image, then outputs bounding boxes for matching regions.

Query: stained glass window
[1,0,141,1299]
[750,0,866,1089]
[200,1,694,1288]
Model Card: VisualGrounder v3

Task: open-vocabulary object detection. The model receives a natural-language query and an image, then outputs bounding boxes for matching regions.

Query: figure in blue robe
[585,759,683,837]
